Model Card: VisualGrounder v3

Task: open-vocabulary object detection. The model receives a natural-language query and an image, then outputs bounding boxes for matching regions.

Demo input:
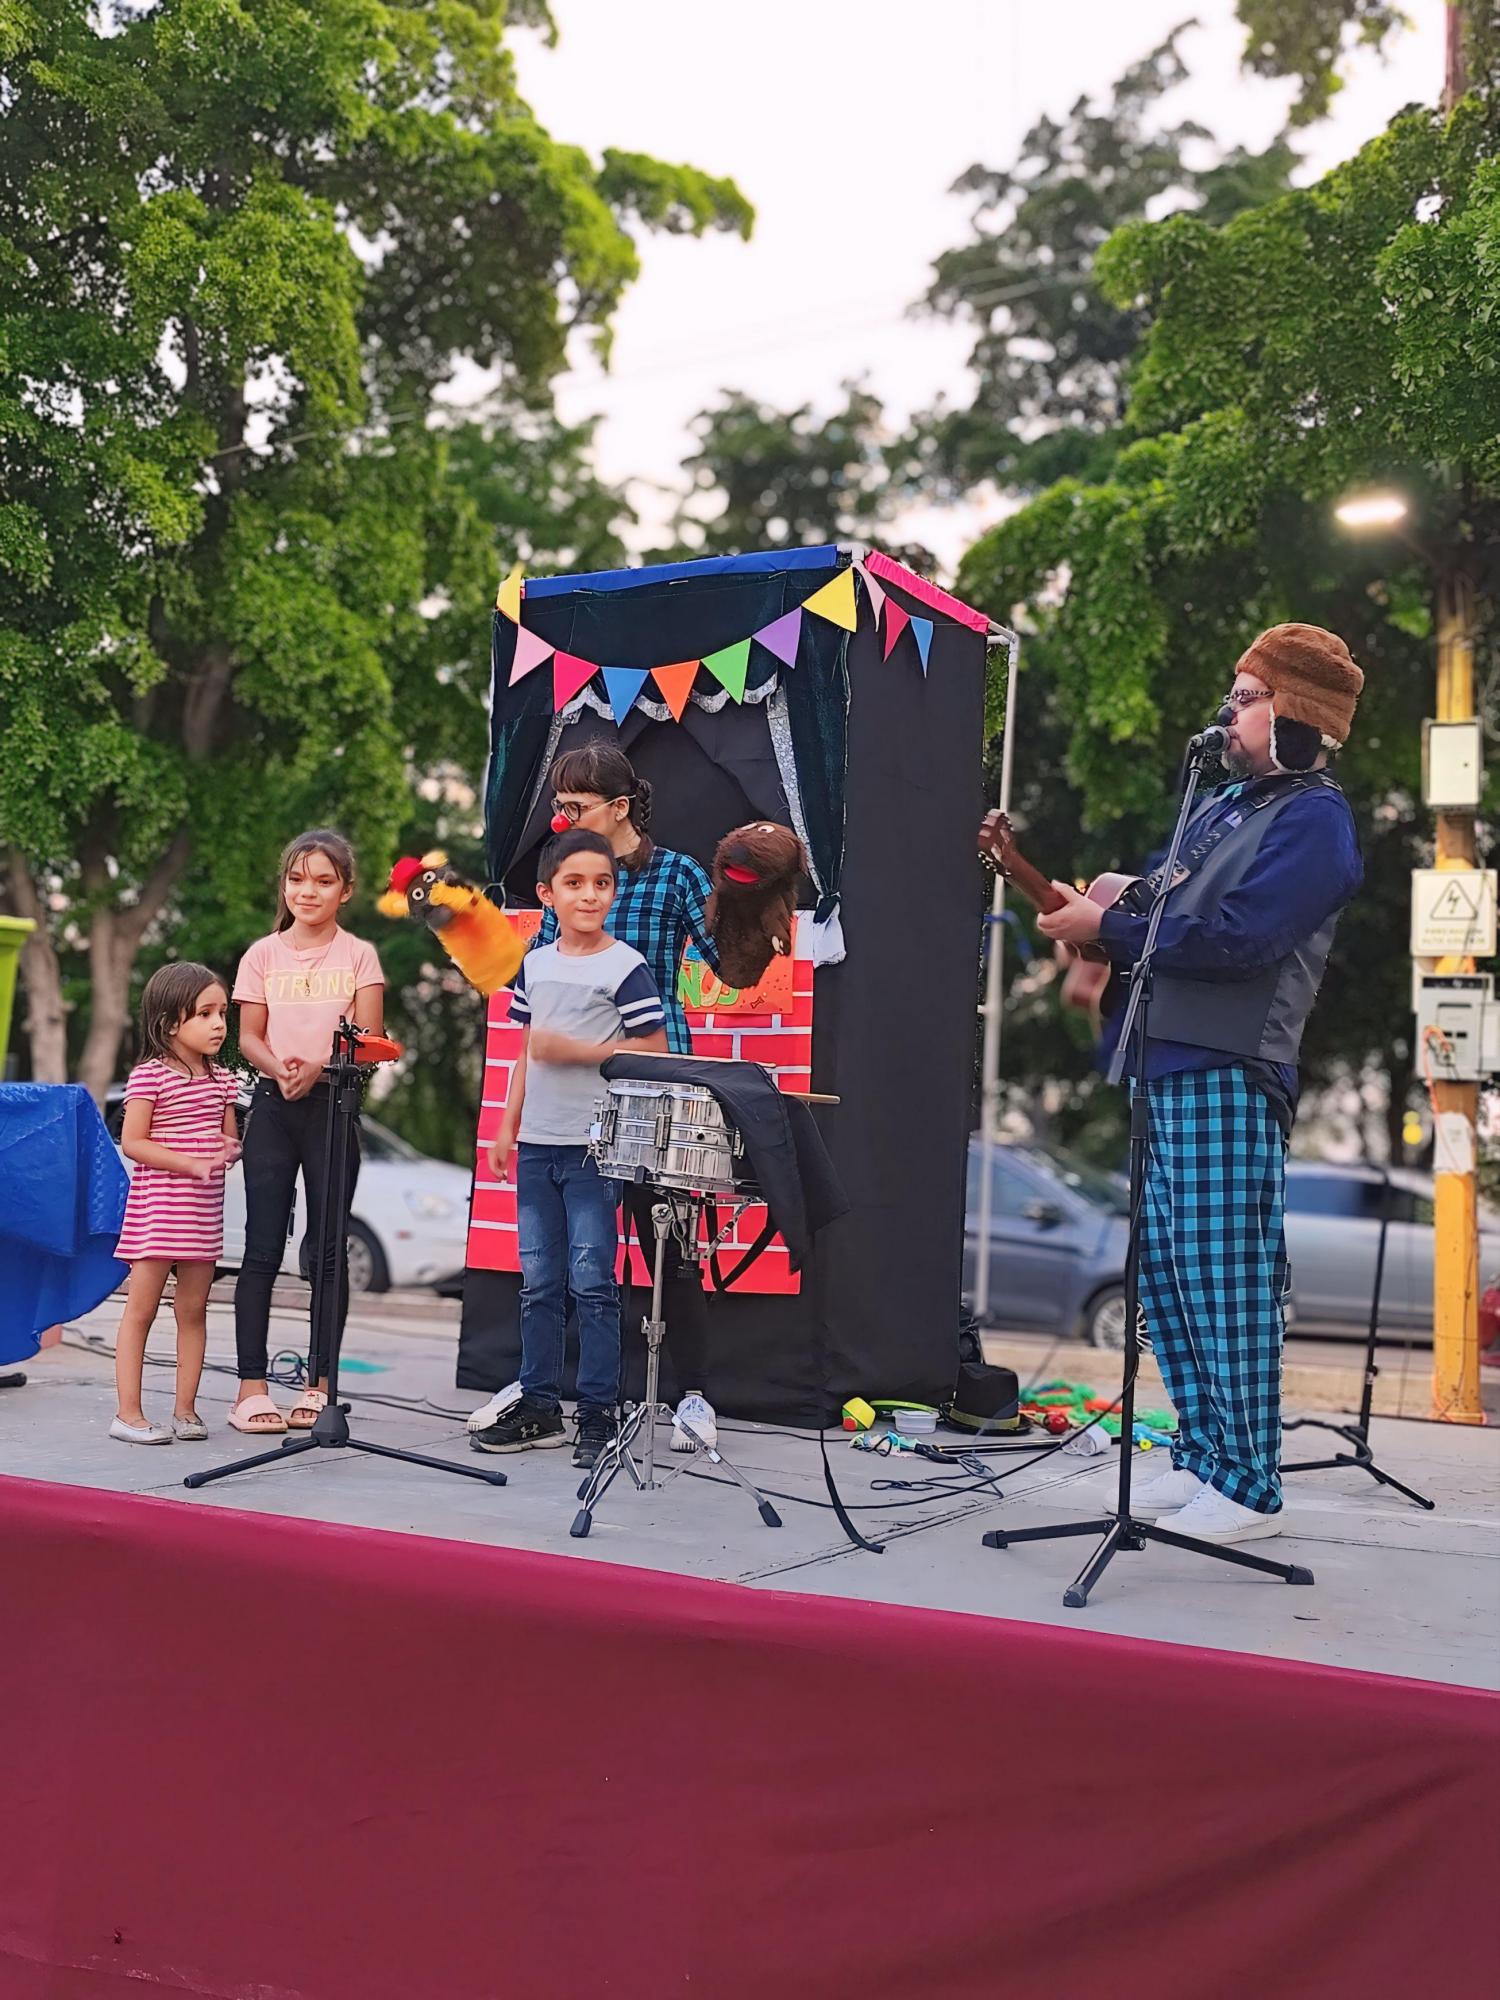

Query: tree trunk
[5,851,68,1082]
[76,827,193,1103]
[1385,1042,1415,1164]
[1444,2,1469,110]
[77,908,134,1104]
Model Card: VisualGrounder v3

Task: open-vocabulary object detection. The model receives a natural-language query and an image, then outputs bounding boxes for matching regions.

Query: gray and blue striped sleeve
[614,962,665,1039]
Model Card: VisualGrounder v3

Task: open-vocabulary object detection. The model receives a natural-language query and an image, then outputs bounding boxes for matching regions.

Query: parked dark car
[964,1139,1500,1347]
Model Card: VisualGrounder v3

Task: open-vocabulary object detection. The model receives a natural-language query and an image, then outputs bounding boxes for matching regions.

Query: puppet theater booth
[458,546,996,1424]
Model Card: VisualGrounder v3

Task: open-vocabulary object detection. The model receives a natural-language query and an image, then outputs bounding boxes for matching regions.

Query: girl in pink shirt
[229,829,385,1435]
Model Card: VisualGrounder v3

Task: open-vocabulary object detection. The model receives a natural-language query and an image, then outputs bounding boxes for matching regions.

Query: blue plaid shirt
[535,844,719,1055]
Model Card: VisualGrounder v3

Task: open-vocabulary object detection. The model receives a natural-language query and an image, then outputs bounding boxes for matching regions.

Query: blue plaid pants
[1136,1067,1289,1514]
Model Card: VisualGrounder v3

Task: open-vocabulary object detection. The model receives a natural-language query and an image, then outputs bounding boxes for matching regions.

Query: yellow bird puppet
[377,851,525,996]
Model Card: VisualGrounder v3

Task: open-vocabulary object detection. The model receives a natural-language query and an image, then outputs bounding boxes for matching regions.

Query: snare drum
[589,1079,753,1195]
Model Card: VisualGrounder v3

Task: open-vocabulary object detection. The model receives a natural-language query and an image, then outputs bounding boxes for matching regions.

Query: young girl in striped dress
[111,964,241,1445]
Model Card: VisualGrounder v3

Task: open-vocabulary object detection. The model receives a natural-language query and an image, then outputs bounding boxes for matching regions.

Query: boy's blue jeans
[515,1144,620,1416]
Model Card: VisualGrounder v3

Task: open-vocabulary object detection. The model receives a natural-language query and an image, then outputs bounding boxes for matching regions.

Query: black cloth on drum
[600,1054,848,1272]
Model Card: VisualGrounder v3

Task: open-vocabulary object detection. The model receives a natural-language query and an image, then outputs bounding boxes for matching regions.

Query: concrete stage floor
[5,1285,1496,1690]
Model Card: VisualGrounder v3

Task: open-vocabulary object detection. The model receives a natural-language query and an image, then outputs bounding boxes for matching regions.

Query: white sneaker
[1157,1484,1283,1544]
[109,1416,173,1446]
[1129,1466,1204,1517]
[466,1381,523,1432]
[671,1393,717,1453]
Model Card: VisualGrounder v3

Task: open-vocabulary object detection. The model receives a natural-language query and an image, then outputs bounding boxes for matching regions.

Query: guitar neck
[997,847,1067,916]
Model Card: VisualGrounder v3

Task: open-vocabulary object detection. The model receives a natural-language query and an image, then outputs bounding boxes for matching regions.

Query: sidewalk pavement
[4,1286,1495,1690]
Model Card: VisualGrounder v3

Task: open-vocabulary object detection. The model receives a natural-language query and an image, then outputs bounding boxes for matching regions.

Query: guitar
[977,811,1144,965]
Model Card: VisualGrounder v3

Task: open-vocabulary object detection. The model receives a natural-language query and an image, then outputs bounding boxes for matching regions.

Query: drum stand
[571,1193,782,1539]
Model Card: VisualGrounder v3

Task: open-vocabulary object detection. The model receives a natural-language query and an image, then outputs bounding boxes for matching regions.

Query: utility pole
[1428,8,1483,1423]
[1429,568,1484,1422]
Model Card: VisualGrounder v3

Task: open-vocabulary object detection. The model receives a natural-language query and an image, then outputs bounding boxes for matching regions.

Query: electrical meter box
[1415,973,1497,1082]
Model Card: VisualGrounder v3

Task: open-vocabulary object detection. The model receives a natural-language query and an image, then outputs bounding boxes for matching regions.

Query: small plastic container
[891,1407,937,1436]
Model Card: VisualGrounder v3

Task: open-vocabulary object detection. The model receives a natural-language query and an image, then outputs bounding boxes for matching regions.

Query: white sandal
[110,1416,173,1446]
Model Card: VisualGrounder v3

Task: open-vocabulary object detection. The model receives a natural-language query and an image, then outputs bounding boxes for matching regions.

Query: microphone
[1189,704,1235,757]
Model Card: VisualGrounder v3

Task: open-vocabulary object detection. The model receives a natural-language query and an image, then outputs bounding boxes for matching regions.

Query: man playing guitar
[991,624,1365,1546]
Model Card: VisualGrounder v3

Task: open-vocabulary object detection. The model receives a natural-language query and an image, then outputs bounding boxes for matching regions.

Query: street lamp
[1333,485,1485,1423]
[1334,491,1409,531]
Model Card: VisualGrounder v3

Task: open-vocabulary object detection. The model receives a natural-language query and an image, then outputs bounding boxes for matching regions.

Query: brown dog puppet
[705,821,807,990]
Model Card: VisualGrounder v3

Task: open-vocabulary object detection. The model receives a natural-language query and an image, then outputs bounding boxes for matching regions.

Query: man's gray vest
[1143,774,1351,1065]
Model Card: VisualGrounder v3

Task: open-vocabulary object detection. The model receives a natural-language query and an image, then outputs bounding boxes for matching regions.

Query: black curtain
[485,563,849,910]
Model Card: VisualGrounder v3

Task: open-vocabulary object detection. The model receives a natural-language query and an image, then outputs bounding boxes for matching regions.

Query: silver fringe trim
[766,683,823,902]
[560,675,779,726]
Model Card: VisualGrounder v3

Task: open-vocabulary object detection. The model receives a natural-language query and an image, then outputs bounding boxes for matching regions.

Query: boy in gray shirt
[476,830,666,1466]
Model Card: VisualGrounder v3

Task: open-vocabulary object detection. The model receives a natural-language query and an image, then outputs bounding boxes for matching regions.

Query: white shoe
[1157,1484,1283,1544]
[467,1381,523,1433]
[1129,1466,1204,1517]
[109,1416,173,1446]
[671,1393,717,1453]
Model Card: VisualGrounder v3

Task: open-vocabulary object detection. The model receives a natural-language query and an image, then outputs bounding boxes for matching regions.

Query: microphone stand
[981,733,1315,1606]
[1281,1163,1434,1508]
[186,1019,508,1494]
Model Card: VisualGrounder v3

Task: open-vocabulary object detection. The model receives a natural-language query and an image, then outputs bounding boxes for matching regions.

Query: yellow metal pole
[1429,569,1483,1422]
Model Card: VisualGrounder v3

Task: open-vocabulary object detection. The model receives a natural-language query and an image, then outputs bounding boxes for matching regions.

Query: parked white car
[105,1085,472,1293]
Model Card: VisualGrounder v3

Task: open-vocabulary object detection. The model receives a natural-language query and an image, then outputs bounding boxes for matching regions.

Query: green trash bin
[0,915,36,1063]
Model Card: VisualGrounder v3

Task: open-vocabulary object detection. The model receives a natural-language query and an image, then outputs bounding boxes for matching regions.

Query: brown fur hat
[1235,623,1364,746]
[705,821,807,991]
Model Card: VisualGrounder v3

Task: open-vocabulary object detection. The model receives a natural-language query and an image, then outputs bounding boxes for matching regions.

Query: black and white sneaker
[470,1395,567,1454]
[572,1407,617,1470]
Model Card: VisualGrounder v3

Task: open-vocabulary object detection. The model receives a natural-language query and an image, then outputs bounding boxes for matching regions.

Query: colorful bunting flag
[755,607,803,668]
[602,667,648,726]
[495,563,524,623]
[552,650,597,710]
[508,624,555,685]
[855,560,886,631]
[702,637,751,702]
[800,567,857,633]
[651,660,700,722]
[911,617,934,674]
[882,602,911,660]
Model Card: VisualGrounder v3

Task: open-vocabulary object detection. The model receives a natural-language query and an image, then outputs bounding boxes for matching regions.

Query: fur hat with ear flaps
[1235,623,1364,749]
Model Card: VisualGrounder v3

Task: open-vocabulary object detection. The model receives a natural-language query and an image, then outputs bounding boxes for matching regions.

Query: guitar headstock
[977,809,1016,875]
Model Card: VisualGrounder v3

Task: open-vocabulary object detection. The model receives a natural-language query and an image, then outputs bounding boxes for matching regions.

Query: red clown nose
[549,812,571,834]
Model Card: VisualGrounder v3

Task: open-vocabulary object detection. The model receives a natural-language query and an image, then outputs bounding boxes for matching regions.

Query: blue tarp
[523,544,841,599]
[0,1084,128,1363]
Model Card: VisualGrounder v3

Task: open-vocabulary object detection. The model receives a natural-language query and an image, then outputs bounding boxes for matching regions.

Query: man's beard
[1223,740,1254,777]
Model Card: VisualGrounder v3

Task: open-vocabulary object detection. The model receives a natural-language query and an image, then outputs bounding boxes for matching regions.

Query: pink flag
[508,624,555,685]
[882,602,911,660]
[552,651,598,710]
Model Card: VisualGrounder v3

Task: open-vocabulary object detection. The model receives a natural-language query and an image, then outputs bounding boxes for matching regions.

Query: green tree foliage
[960,93,1500,1154]
[659,382,899,557]
[907,23,1297,499]
[1232,1,1500,126]
[0,0,749,1096]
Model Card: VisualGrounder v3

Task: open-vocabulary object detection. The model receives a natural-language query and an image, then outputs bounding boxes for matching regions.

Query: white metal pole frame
[973,626,1020,1325]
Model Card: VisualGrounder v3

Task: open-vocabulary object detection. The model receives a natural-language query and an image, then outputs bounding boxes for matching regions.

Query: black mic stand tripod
[1281,1163,1433,1508]
[185,1019,508,1494]
[980,730,1315,1606]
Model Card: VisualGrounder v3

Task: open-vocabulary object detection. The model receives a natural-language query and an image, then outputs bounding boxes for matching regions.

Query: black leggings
[620,1182,710,1399]
[234,1080,361,1384]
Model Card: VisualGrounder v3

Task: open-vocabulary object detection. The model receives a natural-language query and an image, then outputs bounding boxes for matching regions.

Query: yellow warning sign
[1410,869,1497,957]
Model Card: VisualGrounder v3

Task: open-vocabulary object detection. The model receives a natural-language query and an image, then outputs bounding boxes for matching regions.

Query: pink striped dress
[115,1060,239,1263]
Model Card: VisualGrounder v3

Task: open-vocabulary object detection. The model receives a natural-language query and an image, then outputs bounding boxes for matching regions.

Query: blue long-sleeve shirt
[1096,777,1363,1122]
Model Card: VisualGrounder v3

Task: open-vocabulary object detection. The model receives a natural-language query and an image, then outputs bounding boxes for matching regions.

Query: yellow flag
[495,563,524,622]
[800,567,857,633]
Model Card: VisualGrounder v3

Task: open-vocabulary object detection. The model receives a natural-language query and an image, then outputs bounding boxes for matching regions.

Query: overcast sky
[502,0,1442,574]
